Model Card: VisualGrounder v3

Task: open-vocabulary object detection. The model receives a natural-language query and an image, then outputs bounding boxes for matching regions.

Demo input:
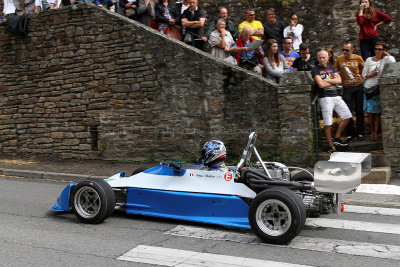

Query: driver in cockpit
[201,140,229,172]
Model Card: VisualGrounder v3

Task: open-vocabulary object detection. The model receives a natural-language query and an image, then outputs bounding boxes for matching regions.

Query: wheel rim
[74,186,101,219]
[255,199,292,236]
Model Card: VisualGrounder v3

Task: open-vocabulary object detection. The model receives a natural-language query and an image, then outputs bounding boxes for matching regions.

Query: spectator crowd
[1,0,397,152]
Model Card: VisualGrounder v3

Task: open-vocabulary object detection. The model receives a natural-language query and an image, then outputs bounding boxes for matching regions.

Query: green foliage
[98,139,107,155]
[117,158,135,163]
[169,157,186,163]
[146,153,155,162]
[272,156,282,162]
[276,0,295,8]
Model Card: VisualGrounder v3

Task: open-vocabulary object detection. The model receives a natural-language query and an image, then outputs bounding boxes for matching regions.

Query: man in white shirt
[3,0,18,17]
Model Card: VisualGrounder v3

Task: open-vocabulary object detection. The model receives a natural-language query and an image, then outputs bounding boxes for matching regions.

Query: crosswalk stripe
[343,205,400,216]
[117,245,310,267]
[305,217,400,234]
[165,225,400,260]
[356,184,400,195]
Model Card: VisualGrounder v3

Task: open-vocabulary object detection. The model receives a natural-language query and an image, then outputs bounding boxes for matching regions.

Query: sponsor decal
[189,172,219,179]
[224,172,233,181]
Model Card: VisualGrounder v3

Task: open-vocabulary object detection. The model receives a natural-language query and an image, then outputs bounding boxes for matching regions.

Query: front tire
[71,179,116,224]
[249,187,306,244]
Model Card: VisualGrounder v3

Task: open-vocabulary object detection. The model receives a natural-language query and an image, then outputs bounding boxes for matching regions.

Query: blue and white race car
[51,132,371,244]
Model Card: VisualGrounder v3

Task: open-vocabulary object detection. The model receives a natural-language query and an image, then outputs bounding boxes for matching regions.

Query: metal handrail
[311,95,319,162]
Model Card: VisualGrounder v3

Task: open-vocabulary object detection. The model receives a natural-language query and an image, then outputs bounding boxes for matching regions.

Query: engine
[296,191,335,216]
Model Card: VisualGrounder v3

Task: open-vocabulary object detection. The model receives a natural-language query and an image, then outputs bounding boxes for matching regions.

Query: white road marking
[356,184,400,195]
[165,225,400,260]
[117,245,309,267]
[344,205,400,216]
[305,218,400,235]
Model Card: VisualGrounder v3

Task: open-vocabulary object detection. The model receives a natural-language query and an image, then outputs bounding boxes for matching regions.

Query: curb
[343,192,400,208]
[0,168,107,181]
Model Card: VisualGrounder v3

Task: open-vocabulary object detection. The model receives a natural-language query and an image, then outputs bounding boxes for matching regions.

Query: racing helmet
[201,140,226,166]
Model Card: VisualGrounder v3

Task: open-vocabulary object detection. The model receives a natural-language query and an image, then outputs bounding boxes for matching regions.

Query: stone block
[361,167,391,184]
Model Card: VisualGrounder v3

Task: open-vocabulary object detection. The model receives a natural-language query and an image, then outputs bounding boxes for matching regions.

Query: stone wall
[380,62,400,179]
[1,3,399,175]
[0,4,300,162]
[202,0,399,59]
[278,71,315,166]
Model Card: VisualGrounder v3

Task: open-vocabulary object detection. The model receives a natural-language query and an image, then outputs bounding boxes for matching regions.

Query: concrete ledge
[343,192,400,208]
[0,168,107,181]
[361,167,391,184]
[1,169,44,178]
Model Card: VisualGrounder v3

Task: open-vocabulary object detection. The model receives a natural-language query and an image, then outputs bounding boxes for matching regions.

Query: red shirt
[356,9,392,39]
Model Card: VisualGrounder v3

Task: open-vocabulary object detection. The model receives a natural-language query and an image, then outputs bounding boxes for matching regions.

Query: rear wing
[314,152,371,193]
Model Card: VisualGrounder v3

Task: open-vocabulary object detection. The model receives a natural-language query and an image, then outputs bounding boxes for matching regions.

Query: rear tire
[291,170,314,182]
[249,187,306,244]
[71,179,116,224]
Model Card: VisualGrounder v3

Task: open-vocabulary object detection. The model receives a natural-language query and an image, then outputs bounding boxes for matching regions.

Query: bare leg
[373,113,381,140]
[324,125,333,147]
[368,113,375,140]
[335,118,350,139]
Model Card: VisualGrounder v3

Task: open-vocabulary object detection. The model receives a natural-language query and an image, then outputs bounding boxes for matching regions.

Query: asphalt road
[1,176,400,267]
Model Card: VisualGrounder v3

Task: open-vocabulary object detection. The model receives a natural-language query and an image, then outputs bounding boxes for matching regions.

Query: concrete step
[318,138,383,153]
[361,167,391,184]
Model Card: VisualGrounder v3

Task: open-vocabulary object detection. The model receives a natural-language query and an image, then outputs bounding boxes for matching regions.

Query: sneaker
[328,146,336,153]
[346,136,354,143]
[332,138,349,147]
[357,134,365,141]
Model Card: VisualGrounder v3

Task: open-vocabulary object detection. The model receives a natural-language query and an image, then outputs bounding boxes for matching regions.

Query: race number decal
[224,172,233,181]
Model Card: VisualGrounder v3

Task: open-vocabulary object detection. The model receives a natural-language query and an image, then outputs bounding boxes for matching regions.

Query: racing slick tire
[71,179,116,224]
[248,186,306,244]
[291,170,314,182]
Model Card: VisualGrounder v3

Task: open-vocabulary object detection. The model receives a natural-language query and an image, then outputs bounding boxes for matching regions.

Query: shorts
[319,96,352,126]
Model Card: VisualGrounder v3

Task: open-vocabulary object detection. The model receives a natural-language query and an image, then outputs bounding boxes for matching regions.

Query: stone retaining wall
[0,4,306,163]
[380,62,400,179]
[1,4,399,177]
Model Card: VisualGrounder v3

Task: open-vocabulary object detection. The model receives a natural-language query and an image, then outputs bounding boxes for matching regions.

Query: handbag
[365,85,380,99]
[183,32,194,44]
[164,25,182,41]
[239,56,259,68]
[125,7,136,17]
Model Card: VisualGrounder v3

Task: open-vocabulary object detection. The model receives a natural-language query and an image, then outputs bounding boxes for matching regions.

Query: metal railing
[311,95,320,162]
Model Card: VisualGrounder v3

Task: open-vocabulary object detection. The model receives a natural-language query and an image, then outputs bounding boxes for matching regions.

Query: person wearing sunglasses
[283,13,303,52]
[362,41,395,141]
[334,41,365,142]
[356,0,391,60]
[238,8,264,41]
[279,37,299,72]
